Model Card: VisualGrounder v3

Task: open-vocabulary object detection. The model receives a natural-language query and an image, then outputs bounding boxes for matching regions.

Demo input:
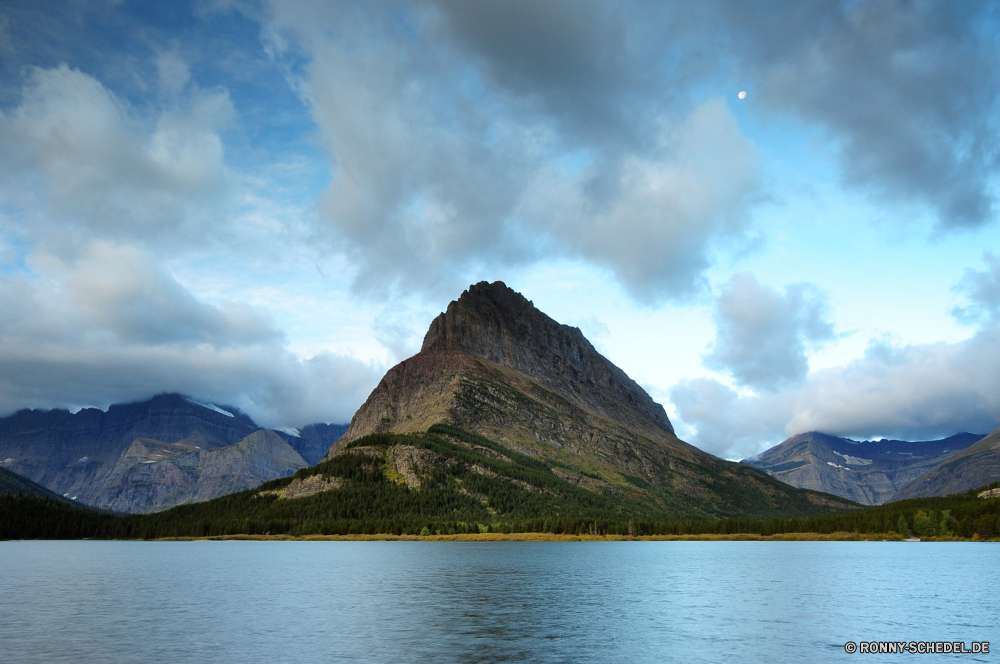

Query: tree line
[2,426,997,541]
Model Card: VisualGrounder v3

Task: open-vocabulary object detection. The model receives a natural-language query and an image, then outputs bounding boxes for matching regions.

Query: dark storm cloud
[704,273,835,391]
[264,0,999,302]
[267,0,760,302]
[727,0,1000,228]
[430,0,649,147]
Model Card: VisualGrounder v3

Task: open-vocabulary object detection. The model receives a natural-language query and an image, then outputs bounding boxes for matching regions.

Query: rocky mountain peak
[422,281,568,357]
[421,281,674,434]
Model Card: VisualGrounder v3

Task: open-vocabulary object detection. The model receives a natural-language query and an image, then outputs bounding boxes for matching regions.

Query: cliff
[0,394,315,512]
[743,431,983,505]
[322,281,855,518]
[892,426,1000,500]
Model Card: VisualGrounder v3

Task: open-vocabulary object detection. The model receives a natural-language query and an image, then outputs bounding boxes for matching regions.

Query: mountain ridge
[893,426,1000,500]
[743,431,983,505]
[321,281,856,519]
[329,281,692,460]
[0,466,73,503]
[0,393,346,513]
[421,282,675,435]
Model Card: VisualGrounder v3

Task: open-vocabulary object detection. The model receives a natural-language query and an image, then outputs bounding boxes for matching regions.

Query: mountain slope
[743,432,983,505]
[0,466,72,503]
[0,393,259,502]
[322,281,856,520]
[892,427,1000,500]
[88,430,307,513]
[59,427,856,539]
[279,423,348,465]
[0,394,317,512]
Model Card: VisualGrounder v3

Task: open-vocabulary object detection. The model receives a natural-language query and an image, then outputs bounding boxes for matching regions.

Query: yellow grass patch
[153,531,945,543]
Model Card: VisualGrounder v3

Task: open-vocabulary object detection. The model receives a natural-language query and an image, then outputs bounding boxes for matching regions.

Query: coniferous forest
[2,427,998,541]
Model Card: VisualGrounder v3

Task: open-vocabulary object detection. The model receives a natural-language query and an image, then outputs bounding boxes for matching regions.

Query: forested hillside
[2,427,858,539]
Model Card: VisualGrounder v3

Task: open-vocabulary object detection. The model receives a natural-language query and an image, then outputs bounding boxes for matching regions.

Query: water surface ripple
[1,541,996,663]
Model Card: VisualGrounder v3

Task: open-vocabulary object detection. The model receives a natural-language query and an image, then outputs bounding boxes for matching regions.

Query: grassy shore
[151,531,996,543]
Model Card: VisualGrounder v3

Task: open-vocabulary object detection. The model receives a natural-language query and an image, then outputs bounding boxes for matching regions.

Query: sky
[1,0,999,460]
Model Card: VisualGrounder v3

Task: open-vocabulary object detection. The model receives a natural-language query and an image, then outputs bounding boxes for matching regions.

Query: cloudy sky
[1,0,999,459]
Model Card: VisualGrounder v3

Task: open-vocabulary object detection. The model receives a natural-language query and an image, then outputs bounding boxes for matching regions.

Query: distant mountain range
[0,281,870,536]
[27,280,1000,526]
[742,430,998,504]
[0,393,347,513]
[893,427,1000,501]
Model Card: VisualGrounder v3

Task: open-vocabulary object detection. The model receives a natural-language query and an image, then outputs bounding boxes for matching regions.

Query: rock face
[421,282,675,436]
[91,430,307,513]
[743,431,983,505]
[324,281,856,517]
[327,282,695,470]
[0,394,321,512]
[892,426,1000,500]
[280,423,349,465]
[0,466,72,503]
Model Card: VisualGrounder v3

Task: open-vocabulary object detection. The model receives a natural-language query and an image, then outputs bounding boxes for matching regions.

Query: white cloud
[672,325,1000,460]
[264,3,762,303]
[0,242,382,427]
[673,256,1000,459]
[536,99,759,301]
[0,64,237,250]
[56,241,281,346]
[704,273,834,390]
[156,50,191,95]
[952,252,1000,325]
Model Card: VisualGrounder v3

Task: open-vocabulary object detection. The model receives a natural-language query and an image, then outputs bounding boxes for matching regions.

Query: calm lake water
[0,540,996,663]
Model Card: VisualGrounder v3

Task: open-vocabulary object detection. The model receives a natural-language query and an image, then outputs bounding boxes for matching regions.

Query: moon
[738,91,747,100]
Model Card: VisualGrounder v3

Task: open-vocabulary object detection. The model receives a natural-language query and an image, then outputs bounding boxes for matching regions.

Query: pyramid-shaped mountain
[326,281,852,517]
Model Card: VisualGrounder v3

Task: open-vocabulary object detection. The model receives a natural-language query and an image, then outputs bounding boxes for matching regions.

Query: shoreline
[5,533,997,543]
[143,532,997,543]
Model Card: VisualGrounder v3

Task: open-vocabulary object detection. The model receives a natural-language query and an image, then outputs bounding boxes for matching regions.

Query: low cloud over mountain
[674,258,1000,460]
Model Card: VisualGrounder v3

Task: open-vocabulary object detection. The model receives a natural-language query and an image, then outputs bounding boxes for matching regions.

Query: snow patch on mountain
[187,399,234,418]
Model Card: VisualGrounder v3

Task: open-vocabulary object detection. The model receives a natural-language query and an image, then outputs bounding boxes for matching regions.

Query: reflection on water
[1,540,997,663]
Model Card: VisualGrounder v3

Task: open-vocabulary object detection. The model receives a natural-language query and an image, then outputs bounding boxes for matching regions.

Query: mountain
[742,431,983,505]
[89,430,307,513]
[0,282,855,523]
[319,281,856,520]
[0,394,324,513]
[0,466,71,503]
[892,426,1000,500]
[1,425,864,541]
[278,423,350,465]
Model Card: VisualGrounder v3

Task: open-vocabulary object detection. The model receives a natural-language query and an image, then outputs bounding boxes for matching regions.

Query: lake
[0,540,996,663]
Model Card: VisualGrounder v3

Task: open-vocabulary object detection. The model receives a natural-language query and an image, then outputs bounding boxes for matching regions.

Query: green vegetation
[641,483,1000,539]
[2,480,998,541]
[0,493,121,539]
[4,427,997,541]
[0,467,71,502]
